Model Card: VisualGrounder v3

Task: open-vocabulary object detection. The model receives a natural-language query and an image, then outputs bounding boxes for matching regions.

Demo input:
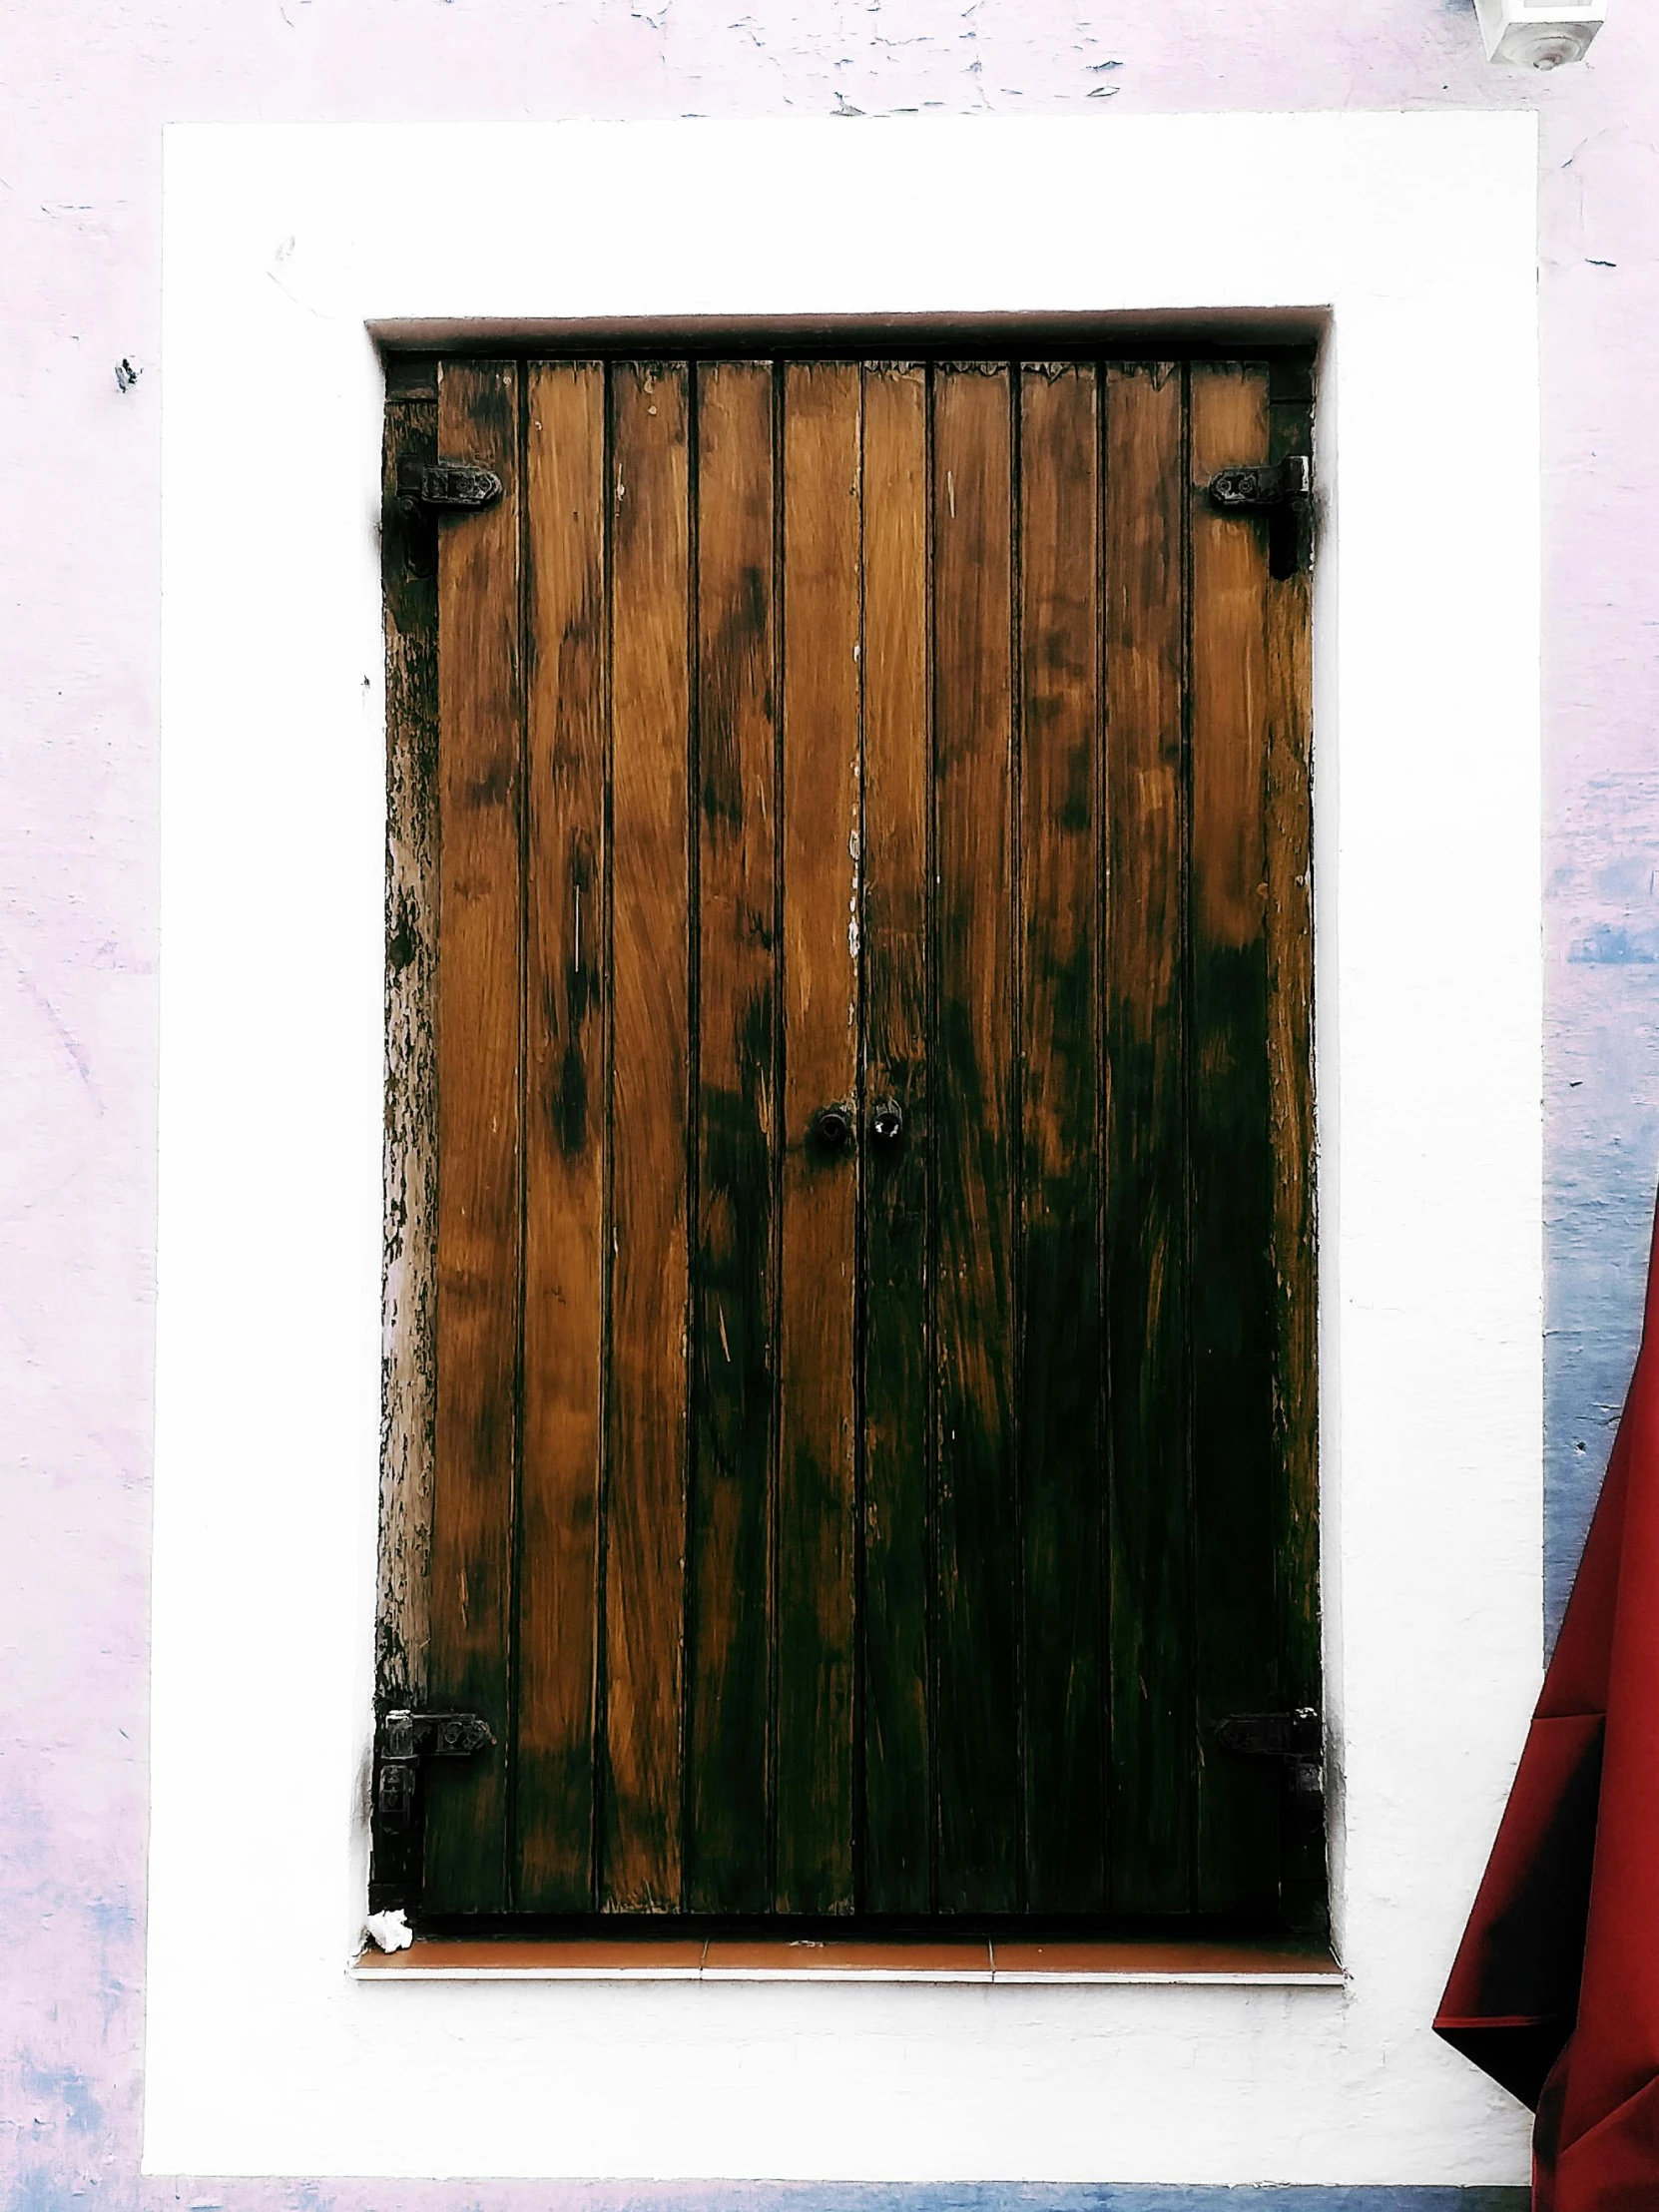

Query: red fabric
[1435,1194,1659,2210]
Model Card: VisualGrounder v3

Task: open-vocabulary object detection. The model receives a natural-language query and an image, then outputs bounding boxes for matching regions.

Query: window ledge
[353,1936,1345,1985]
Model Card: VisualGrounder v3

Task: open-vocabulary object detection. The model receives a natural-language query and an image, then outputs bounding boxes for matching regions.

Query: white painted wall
[148,115,1541,2184]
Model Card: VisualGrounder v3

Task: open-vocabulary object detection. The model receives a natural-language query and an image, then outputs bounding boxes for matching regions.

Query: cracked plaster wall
[2,1,1657,2205]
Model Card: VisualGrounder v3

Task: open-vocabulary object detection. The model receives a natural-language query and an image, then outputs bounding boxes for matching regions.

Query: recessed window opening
[374,329,1320,1944]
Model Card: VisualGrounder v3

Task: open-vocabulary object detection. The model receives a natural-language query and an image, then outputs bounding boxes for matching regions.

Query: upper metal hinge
[1208,454,1312,512]
[396,457,504,514]
[1208,453,1313,577]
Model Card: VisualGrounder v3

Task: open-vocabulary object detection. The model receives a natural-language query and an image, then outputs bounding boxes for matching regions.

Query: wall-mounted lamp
[1474,0,1604,67]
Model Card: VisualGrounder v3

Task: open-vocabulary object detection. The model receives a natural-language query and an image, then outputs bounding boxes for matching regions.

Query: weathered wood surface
[425,358,522,1914]
[604,361,692,1911]
[378,369,438,1732]
[518,361,607,1912]
[1188,361,1283,1917]
[931,364,1019,1915]
[858,363,933,1916]
[687,361,777,1914]
[382,346,1319,1931]
[1265,354,1322,1933]
[1103,360,1195,1918]
[776,362,861,1916]
[1017,362,1105,1915]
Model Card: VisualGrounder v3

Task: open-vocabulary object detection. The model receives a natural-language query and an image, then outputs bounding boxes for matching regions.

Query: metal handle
[870,1098,904,1143]
[814,1103,853,1150]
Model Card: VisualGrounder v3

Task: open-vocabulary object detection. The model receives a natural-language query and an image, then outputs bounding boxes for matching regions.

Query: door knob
[870,1098,904,1143]
[814,1103,854,1150]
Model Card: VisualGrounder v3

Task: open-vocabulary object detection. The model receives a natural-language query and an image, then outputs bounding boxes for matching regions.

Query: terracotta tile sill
[353,1935,1343,1984]
[986,1937,1342,1983]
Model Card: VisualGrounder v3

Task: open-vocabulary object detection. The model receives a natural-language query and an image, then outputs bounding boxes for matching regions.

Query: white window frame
[150,115,1540,2187]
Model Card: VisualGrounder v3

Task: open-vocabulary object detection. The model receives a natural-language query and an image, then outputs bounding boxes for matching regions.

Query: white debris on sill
[364,1908,413,1953]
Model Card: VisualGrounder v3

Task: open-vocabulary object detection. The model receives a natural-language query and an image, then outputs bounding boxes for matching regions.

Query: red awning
[1436,1195,1659,2209]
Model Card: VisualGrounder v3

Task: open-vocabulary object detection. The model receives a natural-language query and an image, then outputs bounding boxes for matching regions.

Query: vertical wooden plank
[931,363,1019,1915]
[1017,363,1105,1915]
[858,363,932,1915]
[1189,361,1283,1917]
[1266,358,1322,1933]
[374,370,439,1912]
[517,361,606,1912]
[425,358,522,1915]
[777,361,861,1916]
[1103,360,1195,1917]
[378,367,438,1729]
[605,361,691,1911]
[687,361,777,1914]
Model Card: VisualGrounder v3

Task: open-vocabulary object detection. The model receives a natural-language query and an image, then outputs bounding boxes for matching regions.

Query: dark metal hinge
[1207,454,1313,579]
[1216,1706,1324,1807]
[1208,454,1312,512]
[395,457,504,515]
[375,1708,495,1835]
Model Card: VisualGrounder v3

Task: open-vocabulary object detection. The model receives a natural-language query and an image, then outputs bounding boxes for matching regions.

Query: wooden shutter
[380,348,1319,1930]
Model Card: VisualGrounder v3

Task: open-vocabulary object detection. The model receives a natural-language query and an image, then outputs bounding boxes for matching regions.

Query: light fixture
[1474,0,1605,68]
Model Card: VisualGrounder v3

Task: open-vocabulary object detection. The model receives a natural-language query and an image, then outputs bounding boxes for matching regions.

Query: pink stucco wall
[3,3,1656,2203]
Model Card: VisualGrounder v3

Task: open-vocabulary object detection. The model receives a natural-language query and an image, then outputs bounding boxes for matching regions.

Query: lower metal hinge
[396,457,504,514]
[375,1709,495,1835]
[1216,1706,1323,1806]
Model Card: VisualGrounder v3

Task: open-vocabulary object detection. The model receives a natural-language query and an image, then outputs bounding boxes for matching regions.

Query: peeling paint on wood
[378,377,440,1720]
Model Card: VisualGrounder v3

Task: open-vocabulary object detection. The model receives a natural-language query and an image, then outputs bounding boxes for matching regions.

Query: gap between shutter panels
[393,348,1319,1935]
